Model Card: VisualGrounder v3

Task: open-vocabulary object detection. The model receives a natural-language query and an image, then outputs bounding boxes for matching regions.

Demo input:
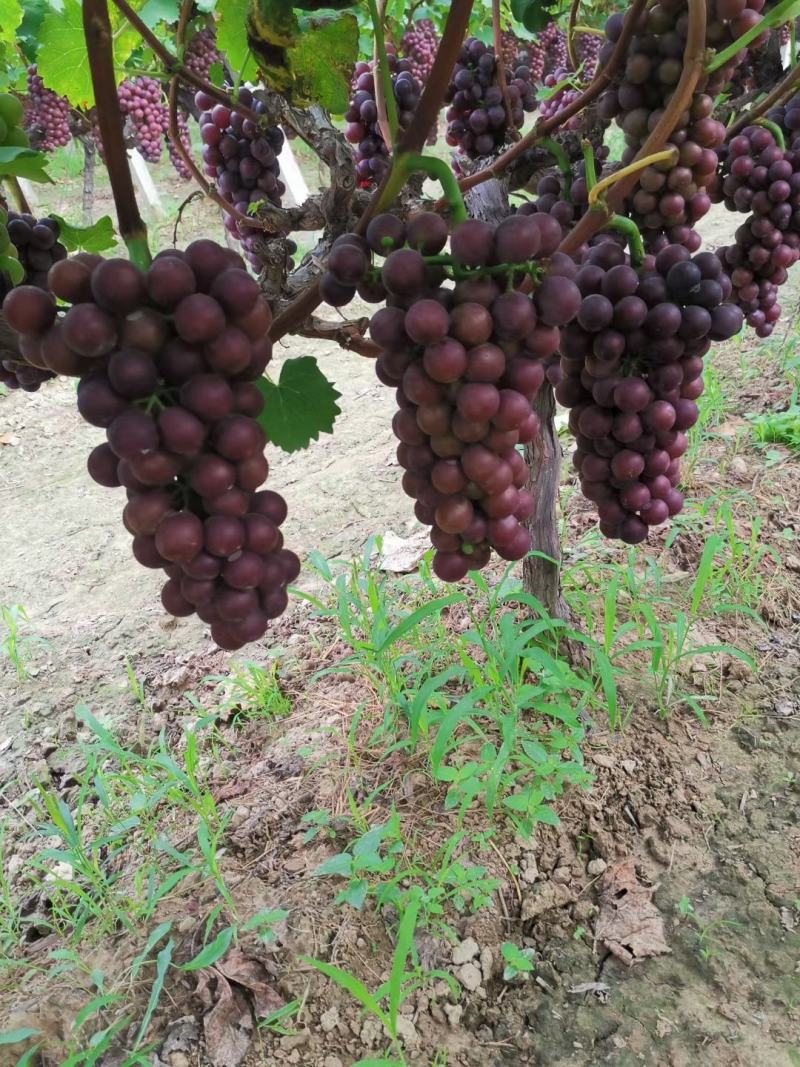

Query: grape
[444,38,536,160]
[117,78,168,163]
[711,123,800,336]
[347,51,424,189]
[360,212,572,579]
[24,67,70,151]
[556,242,743,541]
[4,239,296,649]
[400,19,439,82]
[197,86,288,271]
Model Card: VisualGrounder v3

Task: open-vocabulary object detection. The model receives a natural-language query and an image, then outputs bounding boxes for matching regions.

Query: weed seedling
[501,942,535,981]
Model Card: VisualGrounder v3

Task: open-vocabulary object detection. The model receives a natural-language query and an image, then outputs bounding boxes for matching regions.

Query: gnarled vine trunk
[523,383,568,618]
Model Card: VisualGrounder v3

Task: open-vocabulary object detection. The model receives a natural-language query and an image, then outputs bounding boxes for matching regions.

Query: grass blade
[135,938,174,1047]
[388,899,419,1036]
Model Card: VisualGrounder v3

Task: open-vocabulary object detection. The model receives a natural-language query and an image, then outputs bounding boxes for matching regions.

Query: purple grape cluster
[400,19,439,82]
[537,68,583,130]
[184,25,222,82]
[0,212,67,392]
[711,124,800,337]
[25,66,70,151]
[576,32,602,77]
[445,38,537,159]
[2,239,297,650]
[539,23,567,73]
[555,240,744,542]
[346,55,422,188]
[118,77,168,163]
[197,88,286,271]
[319,209,577,580]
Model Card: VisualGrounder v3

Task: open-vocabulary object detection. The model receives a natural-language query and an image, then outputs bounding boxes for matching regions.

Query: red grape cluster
[346,55,422,188]
[596,1,764,249]
[118,77,168,163]
[25,66,70,151]
[0,212,67,391]
[576,32,602,77]
[537,69,584,130]
[321,209,577,580]
[555,241,743,542]
[2,239,297,650]
[184,25,222,82]
[197,88,286,271]
[400,19,439,83]
[711,124,800,337]
[445,38,537,159]
[539,23,567,73]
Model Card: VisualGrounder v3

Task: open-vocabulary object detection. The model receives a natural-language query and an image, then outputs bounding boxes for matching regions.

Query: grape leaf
[286,15,358,112]
[37,0,139,107]
[139,0,180,27]
[0,0,22,47]
[49,214,117,253]
[256,357,341,453]
[217,0,253,75]
[250,0,299,48]
[510,0,558,32]
[0,146,51,183]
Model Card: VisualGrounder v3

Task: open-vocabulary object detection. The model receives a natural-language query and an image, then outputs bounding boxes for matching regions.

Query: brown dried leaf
[214,948,284,1019]
[595,859,670,966]
[202,972,253,1067]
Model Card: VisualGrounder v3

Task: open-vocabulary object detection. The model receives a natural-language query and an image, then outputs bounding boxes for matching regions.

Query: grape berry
[2,239,297,649]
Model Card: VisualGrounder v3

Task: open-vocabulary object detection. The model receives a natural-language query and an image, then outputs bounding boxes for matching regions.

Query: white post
[278,131,310,208]
[129,149,164,216]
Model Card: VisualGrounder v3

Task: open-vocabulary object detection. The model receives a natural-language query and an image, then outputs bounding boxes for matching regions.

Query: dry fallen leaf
[215,948,284,1019]
[595,859,670,966]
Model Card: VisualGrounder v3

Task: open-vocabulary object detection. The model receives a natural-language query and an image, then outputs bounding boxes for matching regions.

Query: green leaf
[14,1048,41,1067]
[338,879,367,909]
[285,15,358,112]
[0,1030,41,1046]
[510,0,557,32]
[0,0,22,47]
[49,214,117,253]
[256,356,341,453]
[135,939,173,1047]
[37,0,138,108]
[181,926,234,971]
[217,0,253,75]
[388,900,418,1035]
[0,255,24,285]
[139,0,180,26]
[0,146,50,183]
[130,921,173,979]
[314,852,353,877]
[300,957,388,1030]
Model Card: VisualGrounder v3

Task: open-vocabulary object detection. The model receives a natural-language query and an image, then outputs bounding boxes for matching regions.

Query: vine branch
[567,0,581,72]
[83,0,149,267]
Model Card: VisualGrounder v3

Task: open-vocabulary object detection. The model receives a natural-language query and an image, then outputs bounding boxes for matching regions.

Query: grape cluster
[25,66,70,151]
[346,55,422,188]
[537,69,584,130]
[445,38,536,159]
[539,23,567,73]
[711,124,800,337]
[400,19,439,83]
[596,1,764,249]
[322,210,577,580]
[576,32,602,77]
[0,208,66,391]
[555,241,743,542]
[2,239,297,649]
[197,88,286,270]
[118,78,168,163]
[184,25,222,83]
